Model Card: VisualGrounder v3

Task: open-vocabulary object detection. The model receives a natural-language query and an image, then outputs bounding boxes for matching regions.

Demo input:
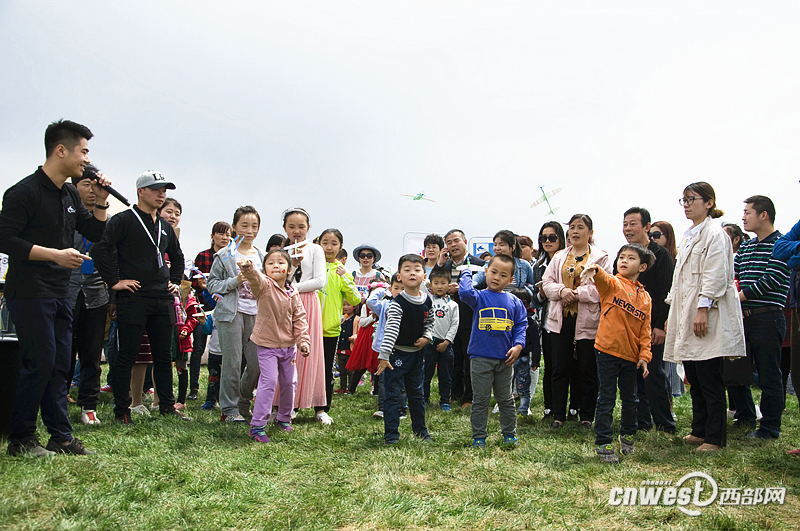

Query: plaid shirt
[192,248,215,308]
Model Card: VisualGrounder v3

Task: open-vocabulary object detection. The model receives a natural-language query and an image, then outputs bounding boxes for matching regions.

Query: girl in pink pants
[239,250,311,443]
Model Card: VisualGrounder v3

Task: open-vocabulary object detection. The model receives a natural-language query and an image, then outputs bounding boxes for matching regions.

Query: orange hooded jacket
[593,267,652,364]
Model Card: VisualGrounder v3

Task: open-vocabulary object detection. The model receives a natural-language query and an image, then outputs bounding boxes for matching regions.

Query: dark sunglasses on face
[649,231,663,240]
[539,234,559,243]
[359,253,374,259]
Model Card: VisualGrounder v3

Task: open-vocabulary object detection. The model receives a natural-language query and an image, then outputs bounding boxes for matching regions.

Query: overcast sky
[1,1,798,270]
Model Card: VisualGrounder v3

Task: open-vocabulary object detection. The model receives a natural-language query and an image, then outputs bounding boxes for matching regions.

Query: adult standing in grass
[620,207,676,434]
[92,171,189,424]
[532,221,566,421]
[663,182,745,452]
[542,214,610,429]
[207,206,264,423]
[66,164,111,427]
[729,195,790,440]
[282,208,328,419]
[0,120,109,457]
[352,244,387,300]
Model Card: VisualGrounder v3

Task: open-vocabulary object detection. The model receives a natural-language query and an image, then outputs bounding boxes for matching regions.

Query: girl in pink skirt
[282,208,330,423]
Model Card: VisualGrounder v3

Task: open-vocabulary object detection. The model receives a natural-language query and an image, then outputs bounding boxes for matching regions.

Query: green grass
[1,373,799,529]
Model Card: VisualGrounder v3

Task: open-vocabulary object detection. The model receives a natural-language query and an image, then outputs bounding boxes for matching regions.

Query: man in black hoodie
[435,229,485,408]
[622,207,676,433]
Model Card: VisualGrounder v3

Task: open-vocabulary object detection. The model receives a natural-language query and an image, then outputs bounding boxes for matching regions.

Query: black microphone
[82,164,131,207]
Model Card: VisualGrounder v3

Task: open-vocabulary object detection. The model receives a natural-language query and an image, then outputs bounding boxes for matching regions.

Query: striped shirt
[378,291,434,360]
[734,231,790,309]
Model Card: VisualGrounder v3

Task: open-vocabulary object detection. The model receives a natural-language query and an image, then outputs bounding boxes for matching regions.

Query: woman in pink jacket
[542,214,611,429]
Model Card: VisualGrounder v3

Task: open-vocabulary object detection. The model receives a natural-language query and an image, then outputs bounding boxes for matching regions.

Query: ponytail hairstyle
[231,205,261,238]
[493,229,521,258]
[685,182,724,219]
[262,249,293,289]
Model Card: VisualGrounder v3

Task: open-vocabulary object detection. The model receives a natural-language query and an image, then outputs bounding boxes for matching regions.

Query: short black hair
[336,249,348,260]
[423,234,445,249]
[744,195,776,224]
[428,267,450,282]
[623,207,651,226]
[488,253,516,275]
[265,233,286,249]
[508,286,531,306]
[45,119,93,157]
[444,229,465,241]
[617,243,655,269]
[390,273,401,285]
[162,197,182,214]
[398,253,425,269]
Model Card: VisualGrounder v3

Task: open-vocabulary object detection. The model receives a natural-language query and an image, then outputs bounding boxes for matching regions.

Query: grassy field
[1,373,799,530]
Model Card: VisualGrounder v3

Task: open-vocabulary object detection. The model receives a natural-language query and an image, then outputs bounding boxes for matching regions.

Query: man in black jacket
[0,120,110,457]
[435,229,486,408]
[622,207,676,433]
[92,171,188,423]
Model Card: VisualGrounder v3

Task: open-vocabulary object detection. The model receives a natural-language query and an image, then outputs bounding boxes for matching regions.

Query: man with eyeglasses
[621,207,676,434]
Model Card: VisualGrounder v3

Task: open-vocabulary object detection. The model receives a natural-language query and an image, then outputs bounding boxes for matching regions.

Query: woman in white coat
[663,182,745,452]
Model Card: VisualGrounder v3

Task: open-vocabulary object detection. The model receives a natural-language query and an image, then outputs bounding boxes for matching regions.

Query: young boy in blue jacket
[459,254,528,447]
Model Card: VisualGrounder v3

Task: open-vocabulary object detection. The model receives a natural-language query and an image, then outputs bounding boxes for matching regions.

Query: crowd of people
[1,120,798,462]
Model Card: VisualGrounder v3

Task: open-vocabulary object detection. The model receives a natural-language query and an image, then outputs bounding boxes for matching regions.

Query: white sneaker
[149,404,160,412]
[755,404,763,421]
[492,404,500,414]
[130,404,151,416]
[373,410,384,419]
[290,409,298,420]
[316,411,334,425]
[80,409,101,425]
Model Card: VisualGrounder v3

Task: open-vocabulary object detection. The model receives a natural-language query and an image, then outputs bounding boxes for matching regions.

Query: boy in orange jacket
[582,243,654,463]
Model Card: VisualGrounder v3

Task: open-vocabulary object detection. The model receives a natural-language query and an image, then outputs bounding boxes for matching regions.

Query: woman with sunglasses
[649,222,678,260]
[351,244,387,300]
[664,182,745,452]
[532,222,566,421]
[542,215,611,429]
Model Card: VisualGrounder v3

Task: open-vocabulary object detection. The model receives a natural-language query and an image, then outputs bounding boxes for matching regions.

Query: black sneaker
[732,419,757,431]
[46,437,95,455]
[417,433,434,443]
[161,409,193,421]
[7,438,55,458]
[596,444,619,464]
[115,413,135,425]
[619,435,635,455]
[187,392,199,401]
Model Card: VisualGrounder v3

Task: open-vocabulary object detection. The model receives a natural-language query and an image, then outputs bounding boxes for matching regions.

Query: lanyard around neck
[134,209,164,268]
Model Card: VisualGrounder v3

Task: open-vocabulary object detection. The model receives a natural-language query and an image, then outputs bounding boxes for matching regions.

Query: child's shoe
[372,410,384,419]
[80,409,101,426]
[491,403,500,414]
[174,402,186,411]
[130,404,150,416]
[276,421,293,432]
[619,435,635,455]
[249,426,270,443]
[472,437,487,448]
[502,434,519,446]
[440,403,452,412]
[200,401,216,410]
[596,444,619,463]
[315,411,334,425]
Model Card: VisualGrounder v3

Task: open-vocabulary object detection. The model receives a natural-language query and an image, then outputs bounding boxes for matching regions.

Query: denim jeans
[423,339,453,404]
[594,351,637,446]
[728,310,787,437]
[383,349,428,443]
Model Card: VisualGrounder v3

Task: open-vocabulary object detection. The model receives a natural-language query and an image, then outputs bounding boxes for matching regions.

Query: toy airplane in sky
[530,186,562,215]
[400,192,437,202]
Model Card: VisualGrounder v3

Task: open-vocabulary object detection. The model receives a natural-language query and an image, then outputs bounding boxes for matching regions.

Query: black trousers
[451,328,473,404]
[316,336,338,413]
[113,296,175,418]
[69,292,107,410]
[189,326,207,393]
[7,298,74,444]
[684,357,726,447]
[636,341,676,432]
[550,315,597,422]
[539,330,554,412]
